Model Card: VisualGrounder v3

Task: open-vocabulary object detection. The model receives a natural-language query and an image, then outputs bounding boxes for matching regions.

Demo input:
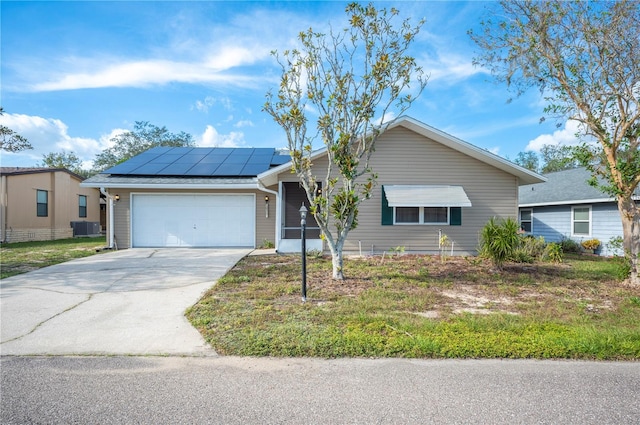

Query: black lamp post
[299,204,308,302]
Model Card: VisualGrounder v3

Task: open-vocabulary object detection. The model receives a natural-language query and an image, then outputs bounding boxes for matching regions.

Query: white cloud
[199,125,246,148]
[234,120,254,128]
[0,113,106,167]
[526,120,582,152]
[31,58,266,92]
[193,96,233,113]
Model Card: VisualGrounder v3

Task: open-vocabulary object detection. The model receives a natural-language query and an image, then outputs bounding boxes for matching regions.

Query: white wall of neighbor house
[274,126,519,255]
[108,187,277,249]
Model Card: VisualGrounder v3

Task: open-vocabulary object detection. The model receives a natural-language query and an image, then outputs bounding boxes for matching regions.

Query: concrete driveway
[0,248,250,356]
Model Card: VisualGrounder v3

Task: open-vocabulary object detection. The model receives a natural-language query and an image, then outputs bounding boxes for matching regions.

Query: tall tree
[539,145,580,174]
[513,151,539,173]
[0,107,32,152]
[470,1,640,285]
[38,151,89,178]
[93,121,194,171]
[264,2,427,280]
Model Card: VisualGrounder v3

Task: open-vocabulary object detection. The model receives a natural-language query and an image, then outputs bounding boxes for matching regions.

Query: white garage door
[131,194,255,248]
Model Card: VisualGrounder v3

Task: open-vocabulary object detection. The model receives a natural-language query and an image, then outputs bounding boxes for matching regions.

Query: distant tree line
[511,144,581,174]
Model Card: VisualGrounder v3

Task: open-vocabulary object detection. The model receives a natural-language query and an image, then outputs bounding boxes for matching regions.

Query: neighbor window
[520,209,532,233]
[394,206,449,225]
[79,195,87,218]
[572,206,591,236]
[36,190,48,217]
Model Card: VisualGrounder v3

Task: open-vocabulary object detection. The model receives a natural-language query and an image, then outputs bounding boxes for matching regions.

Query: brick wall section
[3,227,73,243]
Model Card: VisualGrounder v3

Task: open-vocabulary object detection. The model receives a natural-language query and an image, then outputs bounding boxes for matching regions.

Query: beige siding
[1,171,101,243]
[273,126,519,254]
[110,188,276,249]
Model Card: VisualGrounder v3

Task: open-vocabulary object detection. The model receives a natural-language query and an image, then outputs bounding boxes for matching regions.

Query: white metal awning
[384,185,472,207]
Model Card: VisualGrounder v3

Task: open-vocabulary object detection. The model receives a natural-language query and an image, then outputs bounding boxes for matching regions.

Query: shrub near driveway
[0,237,107,279]
[187,254,640,360]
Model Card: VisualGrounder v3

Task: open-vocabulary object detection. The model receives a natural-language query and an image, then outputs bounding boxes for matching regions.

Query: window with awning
[381,185,471,225]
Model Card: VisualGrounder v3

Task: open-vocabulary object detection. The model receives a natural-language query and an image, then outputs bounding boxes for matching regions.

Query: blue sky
[1,1,579,169]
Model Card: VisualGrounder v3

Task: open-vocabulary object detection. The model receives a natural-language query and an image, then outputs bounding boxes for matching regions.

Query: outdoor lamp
[264,195,269,203]
[299,204,308,302]
[114,194,120,202]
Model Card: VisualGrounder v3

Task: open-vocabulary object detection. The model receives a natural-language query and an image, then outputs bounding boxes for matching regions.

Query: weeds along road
[2,356,639,424]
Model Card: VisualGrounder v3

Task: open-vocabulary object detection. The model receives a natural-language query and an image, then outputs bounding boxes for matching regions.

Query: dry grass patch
[187,253,640,359]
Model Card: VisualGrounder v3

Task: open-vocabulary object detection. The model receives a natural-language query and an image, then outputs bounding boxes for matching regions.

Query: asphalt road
[2,356,638,424]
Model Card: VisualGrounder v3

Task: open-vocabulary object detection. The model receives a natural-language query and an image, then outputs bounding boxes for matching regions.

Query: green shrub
[542,242,563,263]
[559,237,581,254]
[512,235,546,263]
[479,217,520,269]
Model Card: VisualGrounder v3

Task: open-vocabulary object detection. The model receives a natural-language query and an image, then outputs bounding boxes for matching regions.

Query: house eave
[81,183,260,190]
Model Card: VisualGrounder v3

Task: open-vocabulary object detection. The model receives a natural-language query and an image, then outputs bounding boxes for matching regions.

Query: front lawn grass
[0,236,107,279]
[187,254,640,359]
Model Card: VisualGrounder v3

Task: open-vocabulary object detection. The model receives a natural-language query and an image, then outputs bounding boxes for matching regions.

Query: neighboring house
[81,116,544,254]
[518,167,639,256]
[0,167,102,243]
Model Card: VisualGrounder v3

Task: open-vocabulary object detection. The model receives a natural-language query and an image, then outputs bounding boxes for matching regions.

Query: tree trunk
[618,196,639,286]
[327,238,345,280]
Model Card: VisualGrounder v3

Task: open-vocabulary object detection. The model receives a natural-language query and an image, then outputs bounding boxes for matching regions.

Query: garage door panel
[132,194,255,248]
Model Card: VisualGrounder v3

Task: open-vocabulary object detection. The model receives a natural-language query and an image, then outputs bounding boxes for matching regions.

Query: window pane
[521,222,532,232]
[574,222,589,235]
[37,190,47,203]
[79,195,87,207]
[36,190,48,217]
[396,207,419,223]
[573,208,589,221]
[520,210,531,221]
[424,207,448,223]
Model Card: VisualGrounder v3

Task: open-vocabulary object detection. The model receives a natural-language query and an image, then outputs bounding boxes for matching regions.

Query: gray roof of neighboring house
[0,167,85,180]
[519,167,639,206]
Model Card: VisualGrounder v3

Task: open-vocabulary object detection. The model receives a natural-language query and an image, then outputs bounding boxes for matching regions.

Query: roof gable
[258,116,546,186]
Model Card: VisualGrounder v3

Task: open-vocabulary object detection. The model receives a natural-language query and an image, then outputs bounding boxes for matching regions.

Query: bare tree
[470,1,640,285]
[264,2,427,279]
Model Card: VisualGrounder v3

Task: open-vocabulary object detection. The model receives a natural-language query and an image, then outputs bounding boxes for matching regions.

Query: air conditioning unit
[70,221,101,236]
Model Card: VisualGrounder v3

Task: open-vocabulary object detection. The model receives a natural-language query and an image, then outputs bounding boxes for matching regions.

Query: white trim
[520,194,638,208]
[82,182,260,190]
[571,205,592,238]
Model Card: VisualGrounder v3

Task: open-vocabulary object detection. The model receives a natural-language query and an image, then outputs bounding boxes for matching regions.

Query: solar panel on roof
[212,162,245,176]
[176,153,208,163]
[184,162,221,176]
[157,162,196,175]
[240,163,270,176]
[103,146,284,177]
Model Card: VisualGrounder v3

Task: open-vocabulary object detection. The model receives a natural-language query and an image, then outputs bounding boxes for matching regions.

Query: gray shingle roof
[519,167,639,206]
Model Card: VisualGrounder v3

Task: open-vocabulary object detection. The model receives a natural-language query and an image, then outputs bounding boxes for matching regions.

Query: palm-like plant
[480,217,521,270]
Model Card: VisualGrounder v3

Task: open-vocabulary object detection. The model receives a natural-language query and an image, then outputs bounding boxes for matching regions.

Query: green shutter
[450,207,462,226]
[381,186,393,225]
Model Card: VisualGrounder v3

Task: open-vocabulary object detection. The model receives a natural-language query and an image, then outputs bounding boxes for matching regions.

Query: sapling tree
[470,0,640,285]
[264,2,427,280]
